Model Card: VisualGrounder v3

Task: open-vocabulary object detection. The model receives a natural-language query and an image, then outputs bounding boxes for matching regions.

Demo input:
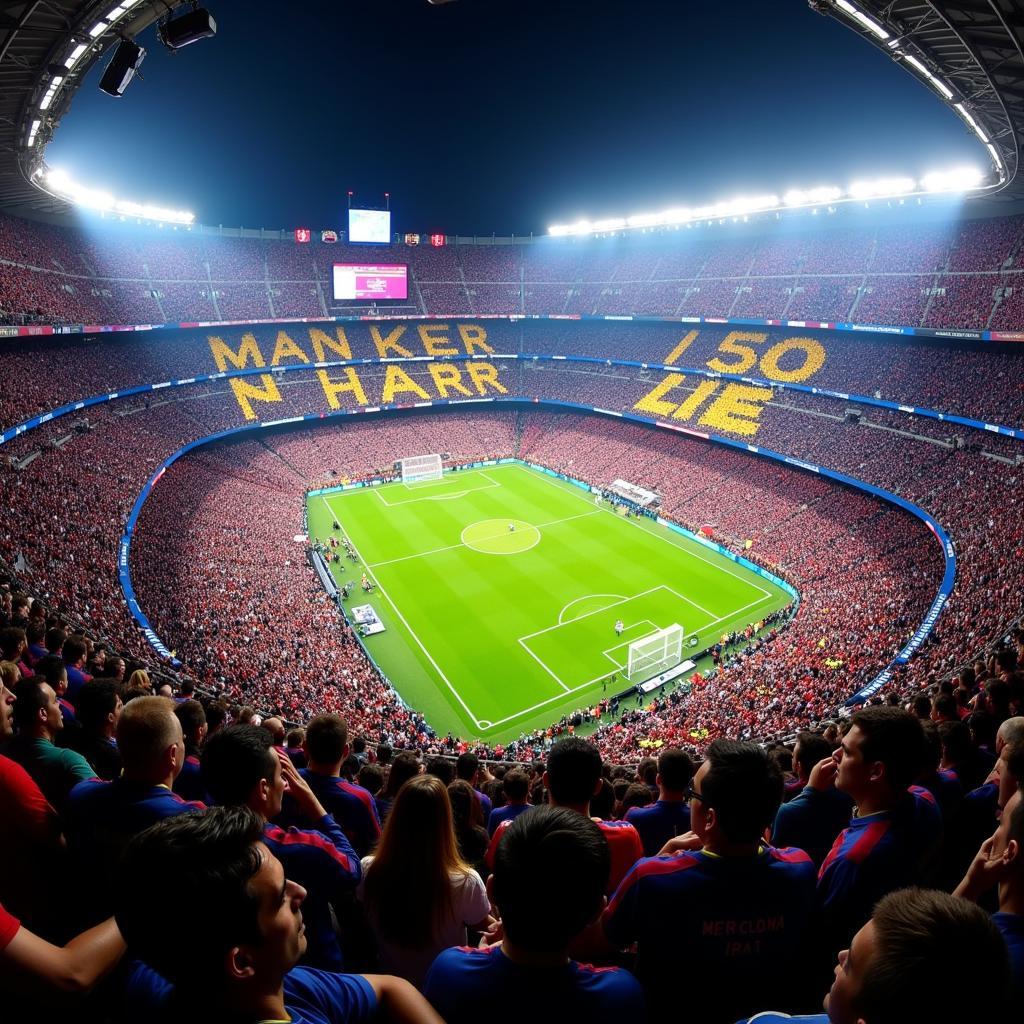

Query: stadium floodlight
[921,167,984,193]
[901,54,954,100]
[835,0,890,40]
[784,186,843,207]
[44,168,195,224]
[848,176,916,200]
[27,119,41,147]
[64,43,89,70]
[954,104,989,145]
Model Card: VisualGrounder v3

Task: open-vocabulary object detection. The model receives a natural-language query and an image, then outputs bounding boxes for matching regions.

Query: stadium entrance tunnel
[460,518,540,555]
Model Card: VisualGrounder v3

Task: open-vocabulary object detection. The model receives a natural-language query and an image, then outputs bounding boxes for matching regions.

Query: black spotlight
[158,7,217,50]
[98,38,146,97]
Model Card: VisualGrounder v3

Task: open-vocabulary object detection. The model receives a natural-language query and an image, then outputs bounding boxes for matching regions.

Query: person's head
[930,693,957,722]
[835,707,926,803]
[25,621,45,649]
[425,756,454,785]
[656,747,694,797]
[502,767,530,803]
[175,699,208,751]
[0,669,17,741]
[285,728,305,750]
[262,717,285,746]
[363,774,468,947]
[202,725,283,819]
[383,751,421,798]
[61,634,87,669]
[105,656,126,682]
[0,660,20,691]
[455,751,480,784]
[447,779,484,831]
[637,757,658,787]
[77,679,123,737]
[794,731,835,782]
[358,762,384,797]
[544,738,603,811]
[117,696,186,784]
[0,626,27,662]
[491,805,609,955]
[303,713,349,770]
[115,806,306,1000]
[691,739,783,850]
[996,715,1024,756]
[825,888,1009,1024]
[127,668,151,692]
[622,783,653,813]
[44,626,66,655]
[155,682,174,699]
[12,677,62,739]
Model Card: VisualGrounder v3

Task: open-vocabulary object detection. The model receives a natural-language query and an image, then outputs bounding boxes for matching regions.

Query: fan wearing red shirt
[486,738,643,897]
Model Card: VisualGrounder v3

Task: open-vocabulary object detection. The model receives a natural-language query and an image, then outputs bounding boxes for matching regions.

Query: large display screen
[332,264,408,301]
[348,208,391,243]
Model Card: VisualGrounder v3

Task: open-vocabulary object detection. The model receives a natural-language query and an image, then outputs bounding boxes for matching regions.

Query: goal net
[627,624,684,681]
[399,453,443,483]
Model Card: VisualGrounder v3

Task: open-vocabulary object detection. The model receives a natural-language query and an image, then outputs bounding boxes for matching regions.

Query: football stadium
[1,0,1024,1020]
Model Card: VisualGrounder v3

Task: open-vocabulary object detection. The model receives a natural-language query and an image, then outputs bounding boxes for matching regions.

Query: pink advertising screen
[332,264,408,301]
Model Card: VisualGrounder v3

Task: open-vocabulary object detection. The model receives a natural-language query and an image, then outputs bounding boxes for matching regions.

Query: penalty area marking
[558,593,627,625]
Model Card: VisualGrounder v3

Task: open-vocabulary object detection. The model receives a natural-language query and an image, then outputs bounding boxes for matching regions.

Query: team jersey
[772,785,853,867]
[423,945,645,1023]
[603,845,816,1020]
[625,799,692,857]
[487,801,530,836]
[0,902,20,951]
[65,777,205,925]
[123,963,377,1024]
[173,754,206,802]
[817,785,943,957]
[993,912,1024,1004]
[486,812,643,895]
[918,769,963,820]
[2,735,94,812]
[262,816,361,971]
[64,665,92,704]
[475,787,493,821]
[294,770,381,857]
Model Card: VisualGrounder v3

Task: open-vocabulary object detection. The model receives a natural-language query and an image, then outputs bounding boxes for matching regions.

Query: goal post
[627,624,684,681]
[399,453,443,483]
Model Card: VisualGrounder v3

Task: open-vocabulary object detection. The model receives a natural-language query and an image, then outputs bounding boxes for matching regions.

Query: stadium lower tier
[7,360,1021,758]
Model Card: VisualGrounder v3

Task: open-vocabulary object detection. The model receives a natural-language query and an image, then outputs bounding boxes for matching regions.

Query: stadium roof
[3,1,1024,220]
[815,0,1024,199]
[0,1,165,214]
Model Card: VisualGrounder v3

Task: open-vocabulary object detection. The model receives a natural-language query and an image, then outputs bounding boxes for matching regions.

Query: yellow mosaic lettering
[672,380,719,420]
[664,330,700,366]
[418,323,459,357]
[633,372,688,417]
[208,333,265,372]
[706,331,767,374]
[465,362,507,395]
[317,368,368,409]
[308,327,353,362]
[370,324,413,358]
[381,365,430,403]
[428,363,473,398]
[759,337,826,383]
[698,383,773,436]
[457,324,494,354]
[229,374,281,421]
[270,331,310,365]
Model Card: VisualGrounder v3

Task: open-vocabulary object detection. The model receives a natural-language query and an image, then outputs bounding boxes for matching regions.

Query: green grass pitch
[306,463,792,744]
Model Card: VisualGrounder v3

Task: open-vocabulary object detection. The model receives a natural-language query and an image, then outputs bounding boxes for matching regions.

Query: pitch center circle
[461,518,540,555]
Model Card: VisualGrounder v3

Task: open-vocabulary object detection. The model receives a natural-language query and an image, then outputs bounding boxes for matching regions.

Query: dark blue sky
[47,0,984,234]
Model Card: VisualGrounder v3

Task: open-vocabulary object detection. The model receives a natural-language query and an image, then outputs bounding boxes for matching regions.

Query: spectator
[602,739,815,1020]
[65,695,202,925]
[60,636,90,704]
[4,675,93,812]
[772,731,853,867]
[172,699,207,802]
[200,724,361,971]
[955,785,1024,1002]
[359,774,492,988]
[624,747,694,856]
[489,739,643,897]
[376,751,420,824]
[262,715,286,746]
[455,751,492,820]
[284,727,307,769]
[68,679,123,781]
[738,888,1010,1024]
[447,779,489,876]
[817,707,943,964]
[424,806,645,1021]
[486,767,530,836]
[297,713,381,857]
[115,806,443,1024]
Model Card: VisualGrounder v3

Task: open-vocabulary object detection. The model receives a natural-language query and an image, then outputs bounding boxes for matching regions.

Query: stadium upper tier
[2,208,1024,328]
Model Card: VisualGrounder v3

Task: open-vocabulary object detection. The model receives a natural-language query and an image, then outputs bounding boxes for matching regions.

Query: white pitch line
[320,497,485,731]
[517,637,571,692]
[558,593,627,625]
[519,585,668,642]
[513,462,772,599]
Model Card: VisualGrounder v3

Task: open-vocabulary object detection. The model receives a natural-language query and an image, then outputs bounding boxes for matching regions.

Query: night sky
[46,0,985,234]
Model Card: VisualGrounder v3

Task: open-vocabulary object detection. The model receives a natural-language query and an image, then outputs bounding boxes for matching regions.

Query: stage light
[848,176,916,199]
[158,7,217,50]
[98,38,145,97]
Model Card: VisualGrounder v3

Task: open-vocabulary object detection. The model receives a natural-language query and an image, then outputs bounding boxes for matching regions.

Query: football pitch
[306,463,792,743]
